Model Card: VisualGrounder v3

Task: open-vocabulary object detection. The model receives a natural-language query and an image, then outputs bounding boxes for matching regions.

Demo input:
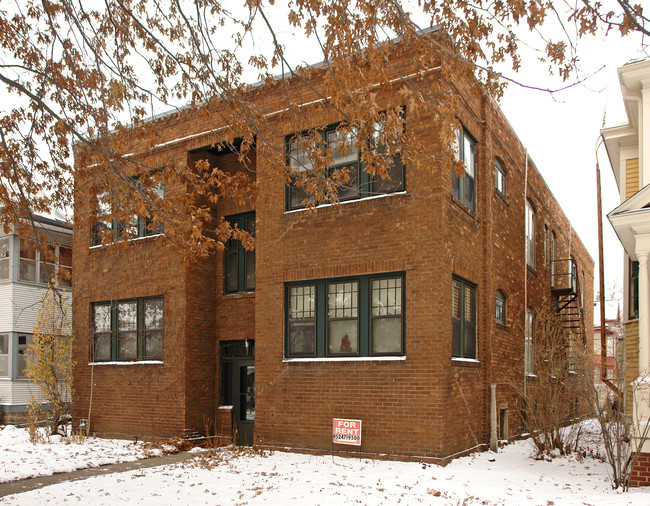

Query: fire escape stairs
[551,259,586,346]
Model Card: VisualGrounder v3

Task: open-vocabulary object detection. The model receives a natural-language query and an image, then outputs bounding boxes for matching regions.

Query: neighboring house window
[452,127,476,210]
[91,180,165,245]
[225,213,255,294]
[18,239,72,286]
[0,237,9,280]
[629,258,639,319]
[452,276,476,359]
[286,120,404,211]
[0,334,8,377]
[495,290,506,325]
[494,159,506,197]
[525,200,535,268]
[91,297,164,362]
[525,308,535,375]
[17,334,33,378]
[285,273,404,358]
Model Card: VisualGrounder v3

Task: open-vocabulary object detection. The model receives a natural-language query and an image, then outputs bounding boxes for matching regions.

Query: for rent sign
[332,418,362,446]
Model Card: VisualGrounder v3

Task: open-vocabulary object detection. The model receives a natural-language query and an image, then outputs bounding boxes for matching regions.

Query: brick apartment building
[71,43,593,459]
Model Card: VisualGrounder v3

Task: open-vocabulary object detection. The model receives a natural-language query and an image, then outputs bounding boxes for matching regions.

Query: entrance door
[233,358,255,445]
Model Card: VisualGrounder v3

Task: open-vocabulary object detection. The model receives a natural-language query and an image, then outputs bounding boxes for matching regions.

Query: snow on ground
[0,424,164,483]
[1,421,649,505]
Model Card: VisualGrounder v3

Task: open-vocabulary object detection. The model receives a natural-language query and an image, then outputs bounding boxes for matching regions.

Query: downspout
[524,150,529,399]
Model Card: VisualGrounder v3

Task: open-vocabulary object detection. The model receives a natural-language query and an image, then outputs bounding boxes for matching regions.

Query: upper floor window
[0,237,9,280]
[286,119,404,211]
[525,200,535,268]
[452,276,476,359]
[494,159,506,197]
[91,180,165,246]
[550,231,556,286]
[452,127,476,211]
[543,224,548,268]
[285,273,404,358]
[525,308,535,375]
[225,213,255,294]
[629,258,639,319]
[19,239,72,287]
[92,297,164,363]
[495,290,506,325]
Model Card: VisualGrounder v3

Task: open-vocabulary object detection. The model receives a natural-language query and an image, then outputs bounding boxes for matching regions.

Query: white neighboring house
[604,58,650,485]
[0,215,72,423]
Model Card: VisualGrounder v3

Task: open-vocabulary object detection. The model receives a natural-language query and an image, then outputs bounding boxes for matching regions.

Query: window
[525,308,535,375]
[19,239,72,286]
[225,213,255,293]
[452,276,476,359]
[544,224,548,268]
[91,297,164,362]
[629,258,639,319]
[0,333,8,377]
[494,159,506,197]
[286,120,404,210]
[0,237,9,280]
[525,200,535,268]
[91,181,165,246]
[495,290,506,325]
[550,231,556,286]
[452,127,476,210]
[17,334,33,378]
[285,273,404,358]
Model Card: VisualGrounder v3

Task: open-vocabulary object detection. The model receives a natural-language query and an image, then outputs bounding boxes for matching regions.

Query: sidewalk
[0,450,202,498]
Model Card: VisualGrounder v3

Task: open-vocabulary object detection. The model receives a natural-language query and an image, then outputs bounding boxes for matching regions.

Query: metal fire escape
[551,258,586,345]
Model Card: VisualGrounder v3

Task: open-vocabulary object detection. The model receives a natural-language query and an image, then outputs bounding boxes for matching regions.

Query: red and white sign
[332,418,362,446]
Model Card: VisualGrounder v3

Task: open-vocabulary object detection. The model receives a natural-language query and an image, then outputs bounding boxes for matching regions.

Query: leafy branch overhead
[0,0,647,254]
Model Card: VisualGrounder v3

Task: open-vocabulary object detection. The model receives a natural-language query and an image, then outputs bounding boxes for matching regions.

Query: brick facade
[72,52,593,458]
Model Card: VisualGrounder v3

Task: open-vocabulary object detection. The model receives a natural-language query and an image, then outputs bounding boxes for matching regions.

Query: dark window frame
[452,127,477,211]
[91,296,164,363]
[285,272,405,359]
[452,275,477,359]
[629,258,639,320]
[285,117,405,211]
[224,212,255,294]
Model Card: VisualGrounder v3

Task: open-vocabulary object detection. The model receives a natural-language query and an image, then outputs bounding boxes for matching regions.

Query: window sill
[218,405,233,410]
[496,322,509,331]
[452,357,480,367]
[450,196,478,221]
[223,291,255,300]
[88,360,164,366]
[495,191,509,206]
[526,373,537,379]
[283,356,406,363]
[89,233,165,250]
[526,265,537,277]
[285,191,407,215]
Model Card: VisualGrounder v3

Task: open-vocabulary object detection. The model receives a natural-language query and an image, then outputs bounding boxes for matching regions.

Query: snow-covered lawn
[0,424,164,482]
[1,421,648,504]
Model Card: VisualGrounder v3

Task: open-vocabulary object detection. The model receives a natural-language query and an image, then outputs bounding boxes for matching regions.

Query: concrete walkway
[0,451,202,498]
